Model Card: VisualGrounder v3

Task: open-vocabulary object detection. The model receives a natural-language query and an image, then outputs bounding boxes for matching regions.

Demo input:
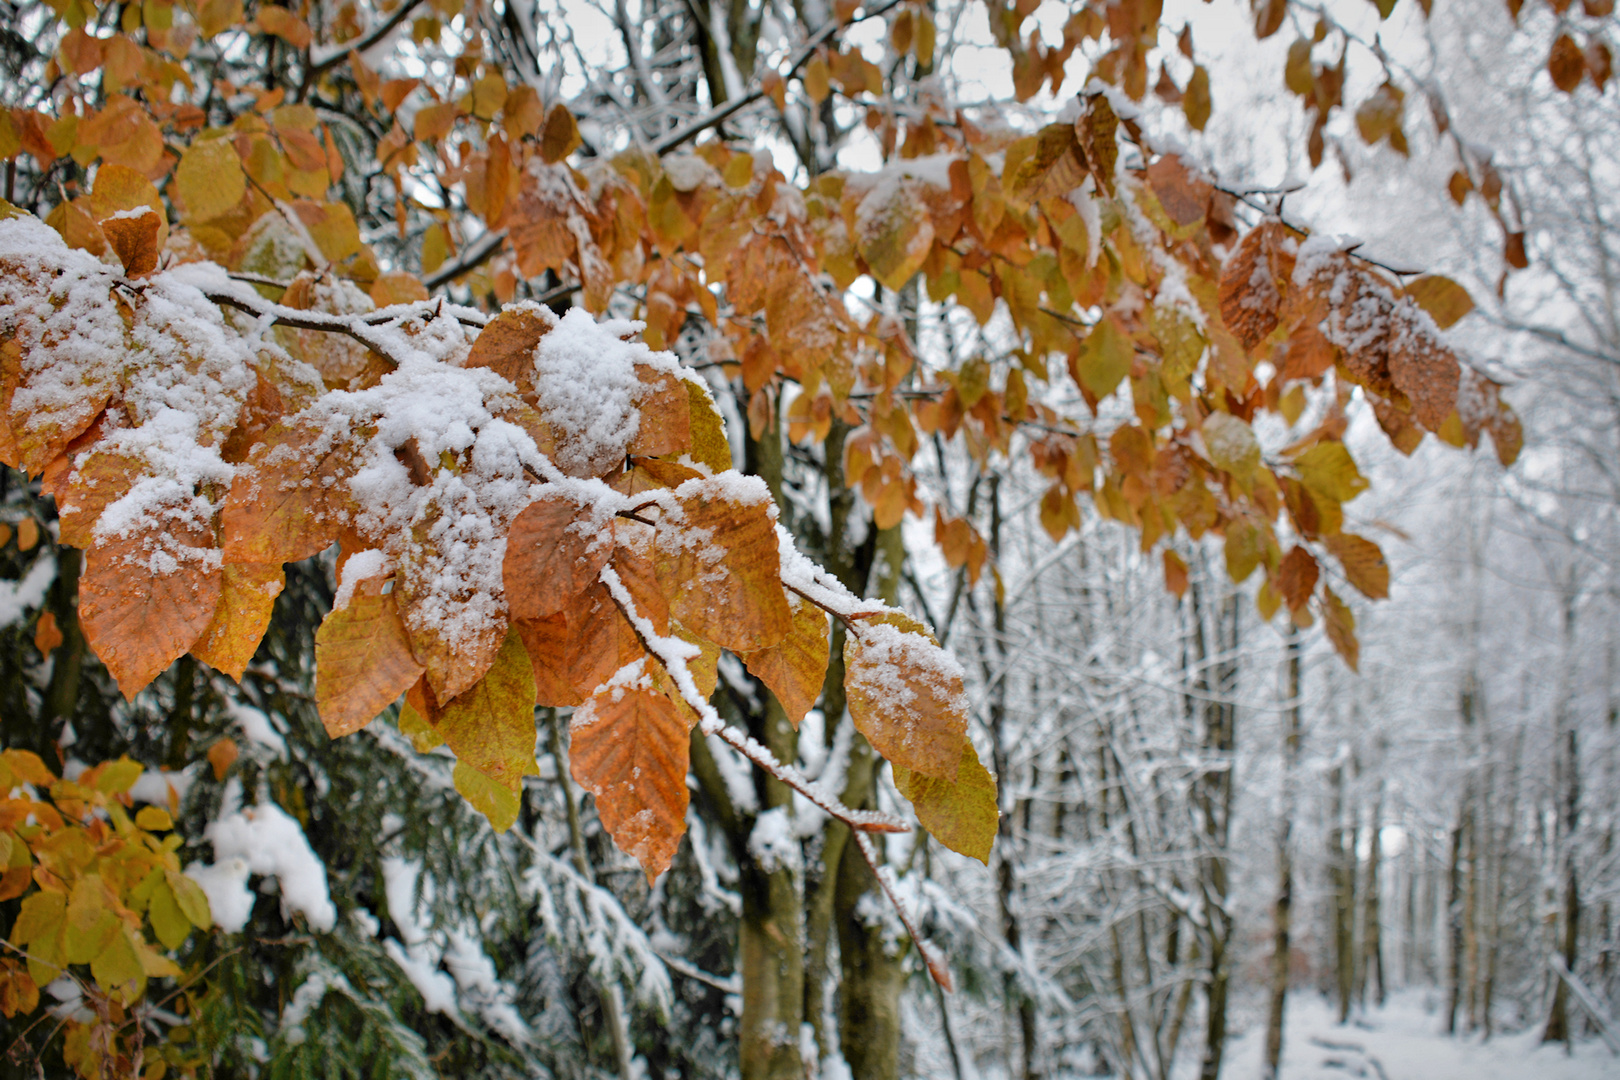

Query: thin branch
[653,0,910,155]
[423,228,508,291]
[302,0,429,85]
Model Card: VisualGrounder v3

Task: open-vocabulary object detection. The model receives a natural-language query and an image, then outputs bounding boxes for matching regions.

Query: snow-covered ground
[1221,990,1616,1080]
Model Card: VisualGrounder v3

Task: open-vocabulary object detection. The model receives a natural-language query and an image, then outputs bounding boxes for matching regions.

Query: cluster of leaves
[0,748,212,1079]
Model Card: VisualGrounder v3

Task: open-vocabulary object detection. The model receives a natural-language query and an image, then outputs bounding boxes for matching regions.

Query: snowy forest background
[1,0,1618,1077]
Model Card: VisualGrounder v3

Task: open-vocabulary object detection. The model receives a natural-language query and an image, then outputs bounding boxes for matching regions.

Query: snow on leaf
[315,571,425,738]
[892,737,998,864]
[192,562,285,681]
[461,302,555,395]
[222,417,362,564]
[654,475,793,653]
[1217,221,1293,352]
[433,626,539,820]
[570,669,691,883]
[564,580,644,696]
[502,494,612,620]
[738,590,829,728]
[856,175,935,292]
[844,612,968,782]
[1201,411,1260,481]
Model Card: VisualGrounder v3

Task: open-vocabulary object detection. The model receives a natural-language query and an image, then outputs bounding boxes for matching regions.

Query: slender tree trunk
[1262,628,1302,1079]
[1544,593,1582,1049]
[1364,785,1385,1008]
[1446,680,1478,1035]
[1194,586,1238,1080]
[1328,757,1354,1024]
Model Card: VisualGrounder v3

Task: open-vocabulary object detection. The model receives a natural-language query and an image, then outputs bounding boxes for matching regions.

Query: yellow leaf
[315,572,426,738]
[93,757,143,795]
[89,926,145,1004]
[147,880,190,951]
[1293,440,1368,504]
[176,138,246,224]
[1403,274,1474,330]
[1202,411,1260,480]
[893,737,998,864]
[1074,314,1132,399]
[856,176,935,291]
[165,869,210,928]
[453,761,522,833]
[685,377,733,473]
[192,563,285,681]
[435,627,539,815]
[134,806,172,831]
[844,611,967,782]
[1183,65,1211,131]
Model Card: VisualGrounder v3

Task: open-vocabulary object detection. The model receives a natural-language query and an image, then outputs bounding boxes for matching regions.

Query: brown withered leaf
[81,521,222,700]
[1218,222,1295,351]
[1549,34,1586,93]
[1323,532,1389,600]
[739,590,830,728]
[192,563,285,681]
[1276,545,1319,613]
[844,611,967,782]
[503,495,612,620]
[570,671,691,883]
[1163,549,1189,597]
[654,479,793,653]
[514,612,583,707]
[314,573,425,737]
[33,611,62,658]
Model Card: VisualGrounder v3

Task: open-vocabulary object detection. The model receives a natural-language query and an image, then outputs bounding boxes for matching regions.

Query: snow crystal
[193,801,337,932]
[129,763,198,807]
[224,700,288,759]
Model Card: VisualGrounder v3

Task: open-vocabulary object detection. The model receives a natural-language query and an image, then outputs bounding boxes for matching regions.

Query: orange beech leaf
[625,369,692,459]
[844,611,968,782]
[654,478,793,653]
[1276,545,1319,613]
[1003,123,1088,206]
[53,450,135,548]
[1146,154,1212,228]
[1163,549,1189,598]
[222,420,360,564]
[192,563,285,681]
[433,627,538,828]
[570,667,691,882]
[1322,587,1359,670]
[514,612,583,707]
[892,736,998,864]
[397,560,510,704]
[738,590,830,728]
[88,164,168,252]
[1387,326,1460,432]
[33,612,62,658]
[256,5,313,47]
[1218,221,1295,351]
[503,495,612,620]
[565,580,644,695]
[1403,274,1474,329]
[610,545,669,636]
[314,571,424,737]
[854,175,935,292]
[80,522,222,700]
[99,209,162,277]
[1322,532,1390,600]
[463,304,554,394]
[207,738,238,780]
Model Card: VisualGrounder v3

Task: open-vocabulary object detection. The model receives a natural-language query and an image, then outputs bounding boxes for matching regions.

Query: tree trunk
[1328,757,1354,1024]
[1544,592,1582,1048]
[1364,785,1385,1008]
[1194,586,1238,1080]
[1262,628,1302,1079]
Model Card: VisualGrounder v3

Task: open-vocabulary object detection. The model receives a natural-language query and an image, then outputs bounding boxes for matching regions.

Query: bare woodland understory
[0,0,1614,1078]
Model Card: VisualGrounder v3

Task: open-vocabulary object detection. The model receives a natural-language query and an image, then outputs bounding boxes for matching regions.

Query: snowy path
[1220,990,1617,1080]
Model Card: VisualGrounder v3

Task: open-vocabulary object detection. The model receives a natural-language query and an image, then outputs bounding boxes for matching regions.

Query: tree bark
[1193,585,1238,1080]
[1262,628,1302,1079]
